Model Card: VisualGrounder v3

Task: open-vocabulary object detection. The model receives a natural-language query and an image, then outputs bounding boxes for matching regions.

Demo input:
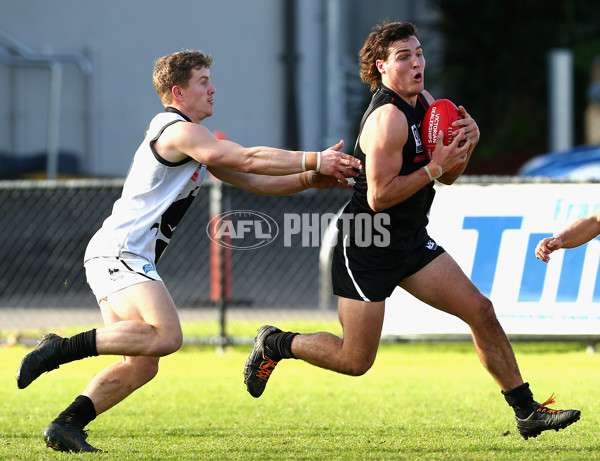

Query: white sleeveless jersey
[85,110,208,265]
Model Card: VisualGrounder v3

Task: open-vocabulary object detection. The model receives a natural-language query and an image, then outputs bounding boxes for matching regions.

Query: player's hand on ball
[431,129,470,174]
[453,106,479,147]
[422,99,472,175]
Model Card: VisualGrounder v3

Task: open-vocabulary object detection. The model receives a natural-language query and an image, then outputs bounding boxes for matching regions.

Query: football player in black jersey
[245,21,580,440]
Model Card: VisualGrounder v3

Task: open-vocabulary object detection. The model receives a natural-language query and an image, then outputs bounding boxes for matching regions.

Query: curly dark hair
[153,49,214,104]
[359,21,419,92]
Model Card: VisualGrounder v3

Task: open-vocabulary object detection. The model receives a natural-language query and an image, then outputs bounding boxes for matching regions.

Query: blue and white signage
[383,183,600,337]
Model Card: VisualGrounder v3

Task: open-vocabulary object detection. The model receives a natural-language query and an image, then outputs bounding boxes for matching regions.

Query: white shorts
[84,256,162,301]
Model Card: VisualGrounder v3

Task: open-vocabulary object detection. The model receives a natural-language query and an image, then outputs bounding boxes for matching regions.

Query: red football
[421,99,461,160]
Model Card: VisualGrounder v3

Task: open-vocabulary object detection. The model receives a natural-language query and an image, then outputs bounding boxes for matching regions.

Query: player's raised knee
[133,356,160,382]
[343,356,375,376]
[149,330,183,356]
[163,334,183,355]
[121,356,160,389]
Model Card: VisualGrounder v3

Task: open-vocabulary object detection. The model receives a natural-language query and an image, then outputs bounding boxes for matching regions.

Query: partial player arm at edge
[535,210,600,262]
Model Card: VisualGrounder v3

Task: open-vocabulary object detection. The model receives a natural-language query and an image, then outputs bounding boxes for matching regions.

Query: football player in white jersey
[16,49,361,453]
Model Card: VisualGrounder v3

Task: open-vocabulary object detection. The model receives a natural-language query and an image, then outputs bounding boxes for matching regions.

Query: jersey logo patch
[412,124,424,154]
[412,123,427,163]
[143,263,155,274]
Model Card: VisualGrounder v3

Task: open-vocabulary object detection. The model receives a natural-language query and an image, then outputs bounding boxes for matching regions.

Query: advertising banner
[382,183,600,337]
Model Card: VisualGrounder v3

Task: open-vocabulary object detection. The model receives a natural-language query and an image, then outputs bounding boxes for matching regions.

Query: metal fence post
[209,178,232,350]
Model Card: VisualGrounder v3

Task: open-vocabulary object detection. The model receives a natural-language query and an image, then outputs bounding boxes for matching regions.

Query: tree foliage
[428,0,600,172]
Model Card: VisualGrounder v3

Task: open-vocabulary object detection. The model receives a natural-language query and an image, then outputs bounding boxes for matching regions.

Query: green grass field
[1,322,600,460]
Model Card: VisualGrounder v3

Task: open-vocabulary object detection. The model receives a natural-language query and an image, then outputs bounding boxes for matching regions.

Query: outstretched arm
[535,211,600,263]
[207,167,355,196]
[154,122,361,183]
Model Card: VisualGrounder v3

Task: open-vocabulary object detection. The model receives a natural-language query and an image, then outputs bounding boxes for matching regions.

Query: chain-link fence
[0,179,349,337]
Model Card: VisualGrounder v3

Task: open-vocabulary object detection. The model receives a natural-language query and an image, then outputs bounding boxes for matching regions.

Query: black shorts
[331,231,445,302]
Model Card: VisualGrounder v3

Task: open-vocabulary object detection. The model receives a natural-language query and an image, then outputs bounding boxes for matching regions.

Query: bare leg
[84,281,182,414]
[82,356,159,415]
[38,280,183,453]
[95,281,183,357]
[399,252,522,391]
[292,297,385,376]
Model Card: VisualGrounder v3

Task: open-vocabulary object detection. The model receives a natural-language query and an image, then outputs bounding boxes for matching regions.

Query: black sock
[57,329,98,364]
[52,395,97,430]
[265,331,298,361]
[502,382,535,419]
